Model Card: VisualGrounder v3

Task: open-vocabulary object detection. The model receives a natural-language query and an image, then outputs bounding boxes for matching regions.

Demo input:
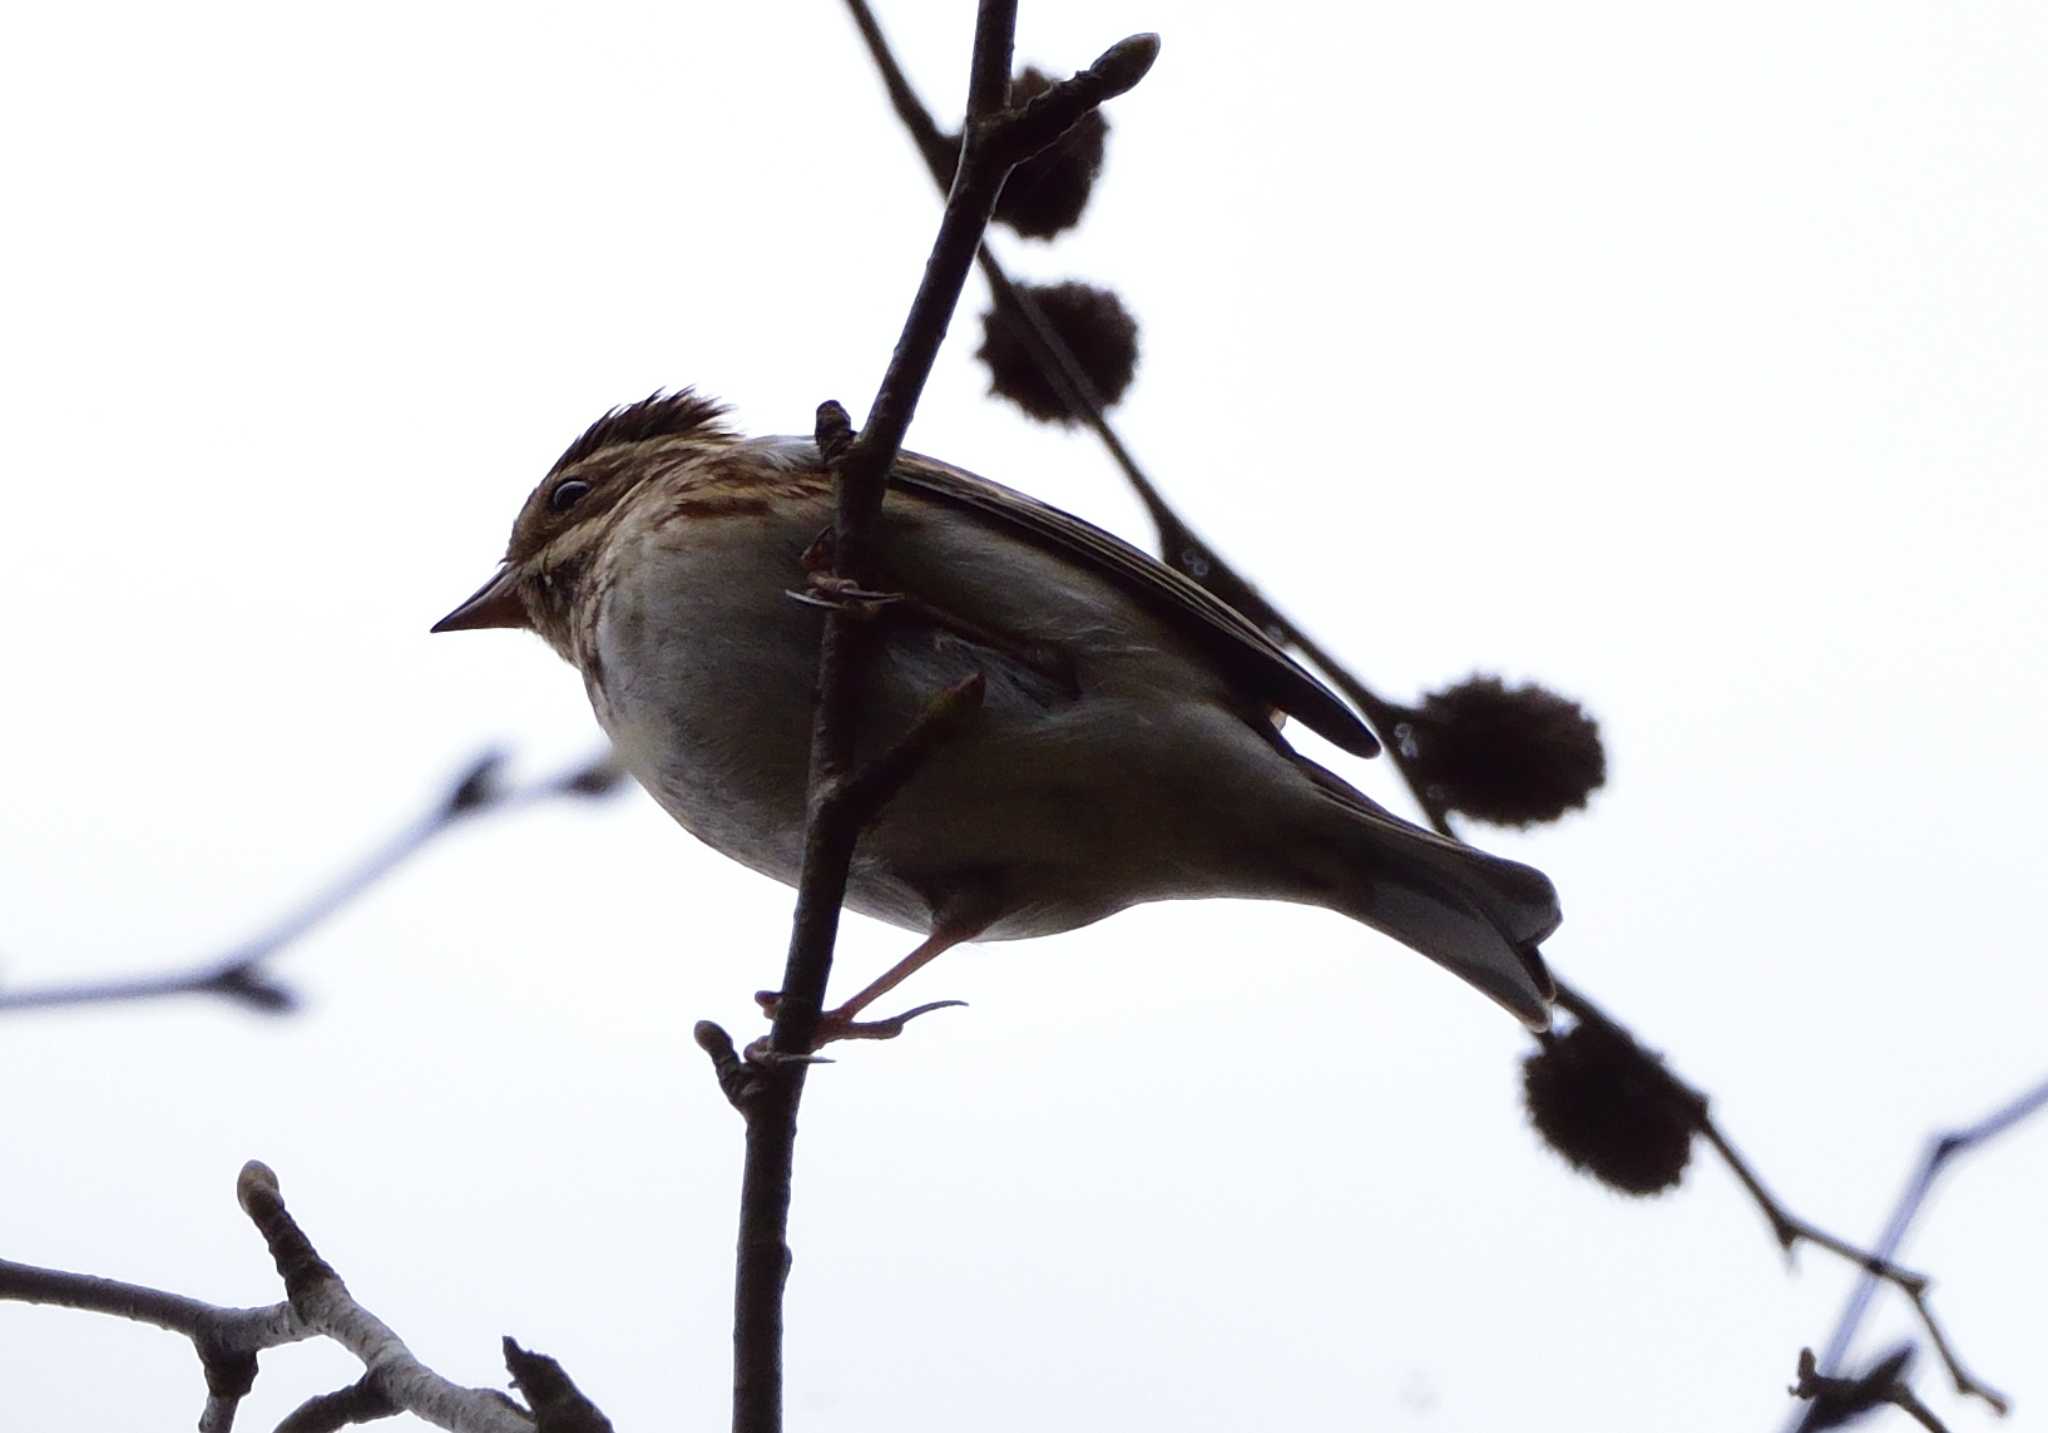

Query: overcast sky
[3,3,2044,1430]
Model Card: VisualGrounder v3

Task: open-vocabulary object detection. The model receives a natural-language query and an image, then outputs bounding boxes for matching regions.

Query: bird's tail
[1301,761,1561,1029]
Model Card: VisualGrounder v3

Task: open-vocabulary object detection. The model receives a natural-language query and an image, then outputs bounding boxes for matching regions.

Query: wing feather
[888,452,1379,757]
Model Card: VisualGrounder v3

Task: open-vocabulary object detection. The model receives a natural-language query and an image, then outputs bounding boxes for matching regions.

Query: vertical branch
[719,15,1159,1433]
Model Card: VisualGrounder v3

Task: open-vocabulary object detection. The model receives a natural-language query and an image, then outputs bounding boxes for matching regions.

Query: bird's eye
[549,479,593,514]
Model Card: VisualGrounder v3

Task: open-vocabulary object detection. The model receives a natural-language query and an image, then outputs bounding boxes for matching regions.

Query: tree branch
[0,1256,310,1433]
[235,1160,565,1431]
[1785,1073,2048,1429]
[0,748,622,1016]
[1791,1347,1953,1433]
[2,1161,598,1431]
[275,1374,401,1433]
[718,11,1157,1433]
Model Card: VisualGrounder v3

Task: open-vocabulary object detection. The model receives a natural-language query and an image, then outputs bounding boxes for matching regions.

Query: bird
[433,390,1561,1044]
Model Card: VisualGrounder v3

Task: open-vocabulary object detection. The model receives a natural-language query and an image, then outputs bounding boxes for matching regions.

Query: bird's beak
[431,565,528,633]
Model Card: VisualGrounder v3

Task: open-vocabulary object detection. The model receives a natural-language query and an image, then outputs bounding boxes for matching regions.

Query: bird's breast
[573,481,1315,941]
[587,509,827,894]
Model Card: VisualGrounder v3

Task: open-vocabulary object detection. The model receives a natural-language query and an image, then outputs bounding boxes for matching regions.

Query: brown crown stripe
[550,389,733,475]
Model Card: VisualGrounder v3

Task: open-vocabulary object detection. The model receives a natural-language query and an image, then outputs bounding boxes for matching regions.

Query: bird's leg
[757,910,993,1051]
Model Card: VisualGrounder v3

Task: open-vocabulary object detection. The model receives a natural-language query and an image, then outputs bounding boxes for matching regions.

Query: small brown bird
[434,392,1561,1042]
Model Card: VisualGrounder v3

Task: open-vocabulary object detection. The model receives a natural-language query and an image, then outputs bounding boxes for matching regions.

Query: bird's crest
[550,389,733,475]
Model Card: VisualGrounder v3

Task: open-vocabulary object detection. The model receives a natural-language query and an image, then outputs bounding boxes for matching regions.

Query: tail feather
[1359,839,1559,1029]
[1296,757,1562,1029]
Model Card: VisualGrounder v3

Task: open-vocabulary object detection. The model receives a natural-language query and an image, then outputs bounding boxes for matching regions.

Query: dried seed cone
[977,280,1139,423]
[1399,676,1605,827]
[1522,1021,1695,1196]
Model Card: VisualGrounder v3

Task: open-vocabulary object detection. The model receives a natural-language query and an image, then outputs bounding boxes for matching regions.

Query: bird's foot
[783,572,905,618]
[754,990,969,1052]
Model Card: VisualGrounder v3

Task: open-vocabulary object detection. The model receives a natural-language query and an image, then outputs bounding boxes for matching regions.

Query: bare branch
[1786,1074,2048,1428]
[695,1020,777,1113]
[274,1375,401,1433]
[1791,1347,1953,1433]
[1550,980,2010,1415]
[0,749,622,1016]
[235,1161,545,1432]
[504,1338,615,1433]
[719,11,1158,1433]
[827,673,987,828]
[983,34,1158,169]
[3,1159,606,1430]
[0,1256,311,1433]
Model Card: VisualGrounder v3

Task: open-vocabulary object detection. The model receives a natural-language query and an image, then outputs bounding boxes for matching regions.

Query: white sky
[3,3,2044,1430]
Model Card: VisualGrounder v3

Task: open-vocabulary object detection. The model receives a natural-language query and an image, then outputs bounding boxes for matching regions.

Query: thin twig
[1784,1075,2048,1429]
[829,672,987,824]
[721,11,1157,1433]
[1791,1348,1953,1433]
[274,1374,402,1433]
[1554,978,2008,1415]
[505,1337,617,1433]
[1553,985,1920,1273]
[0,749,621,1016]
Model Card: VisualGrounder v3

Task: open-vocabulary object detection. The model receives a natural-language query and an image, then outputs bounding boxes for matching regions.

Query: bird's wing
[887,452,1380,757]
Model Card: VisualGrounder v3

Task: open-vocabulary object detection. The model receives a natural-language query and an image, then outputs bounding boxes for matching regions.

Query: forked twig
[1,1162,595,1431]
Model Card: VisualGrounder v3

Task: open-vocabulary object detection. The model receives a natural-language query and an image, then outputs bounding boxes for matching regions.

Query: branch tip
[814,400,856,464]
[1087,32,1161,95]
[696,1020,776,1112]
[504,1337,614,1433]
[236,1160,280,1214]
[990,34,1159,170]
[202,963,300,1014]
[445,750,510,816]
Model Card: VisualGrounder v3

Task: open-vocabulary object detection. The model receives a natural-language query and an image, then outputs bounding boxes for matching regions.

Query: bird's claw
[738,1036,838,1068]
[818,998,970,1043]
[783,573,904,618]
[754,990,969,1051]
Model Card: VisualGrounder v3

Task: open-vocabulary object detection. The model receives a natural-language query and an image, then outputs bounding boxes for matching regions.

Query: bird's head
[431,389,735,656]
